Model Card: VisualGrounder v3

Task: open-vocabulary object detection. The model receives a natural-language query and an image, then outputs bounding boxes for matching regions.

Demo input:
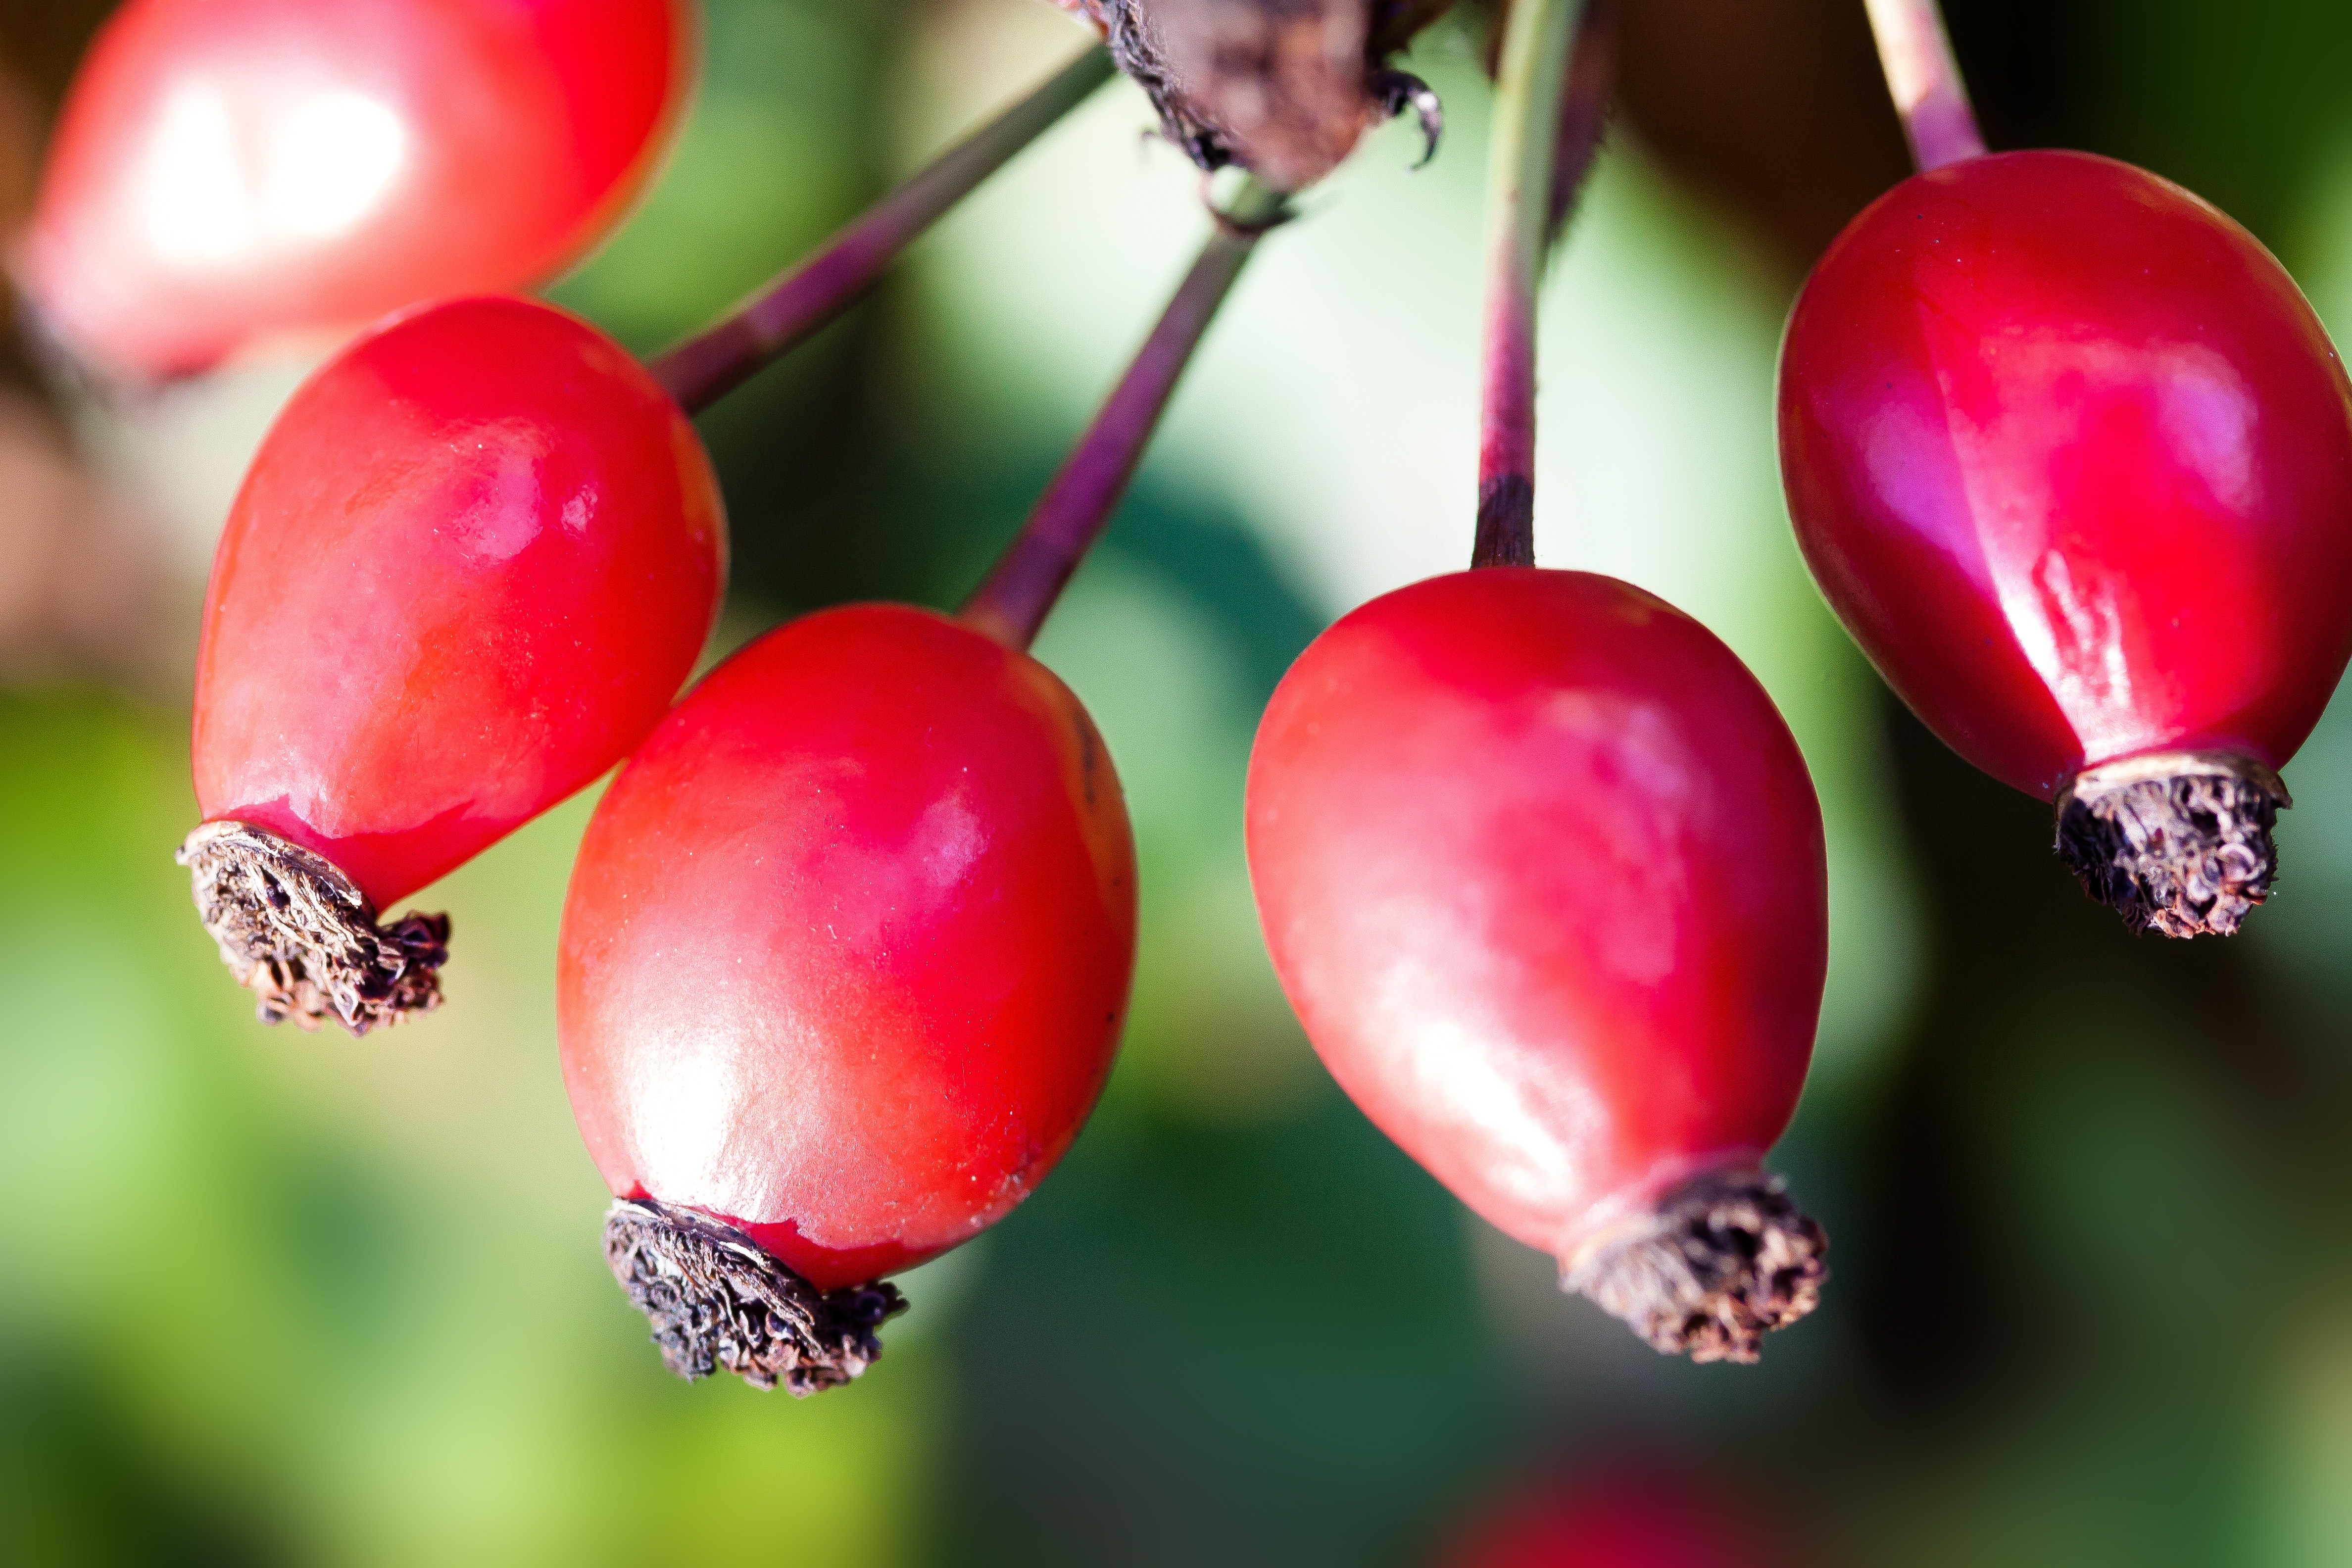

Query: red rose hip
[550,170,1281,1393]
[183,294,725,1032]
[17,0,692,379]
[559,604,1136,1393]
[1779,149,2352,935]
[1247,570,1829,1361]
[1440,1462,1789,1568]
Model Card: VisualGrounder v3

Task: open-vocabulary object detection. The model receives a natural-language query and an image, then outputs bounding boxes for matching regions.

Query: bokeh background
[1,0,2350,1561]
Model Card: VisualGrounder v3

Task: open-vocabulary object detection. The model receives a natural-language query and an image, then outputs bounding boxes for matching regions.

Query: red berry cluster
[24,0,2352,1392]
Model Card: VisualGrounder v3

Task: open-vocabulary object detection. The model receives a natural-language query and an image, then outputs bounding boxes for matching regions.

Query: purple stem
[1473,0,1615,570]
[961,184,1284,651]
[1862,0,1988,170]
[650,47,1114,414]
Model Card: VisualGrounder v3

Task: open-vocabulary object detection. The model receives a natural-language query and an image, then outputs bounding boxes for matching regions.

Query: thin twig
[650,47,1115,414]
[1862,0,1987,170]
[960,179,1287,651]
[1473,0,1611,570]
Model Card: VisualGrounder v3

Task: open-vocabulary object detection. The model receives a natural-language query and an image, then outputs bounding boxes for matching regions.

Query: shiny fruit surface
[1246,569,1826,1261]
[19,0,692,378]
[558,604,1137,1291]
[193,294,725,907]
[1779,148,2352,799]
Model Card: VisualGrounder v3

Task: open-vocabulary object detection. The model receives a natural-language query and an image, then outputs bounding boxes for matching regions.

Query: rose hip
[559,605,1136,1393]
[1779,149,2352,935]
[555,179,1279,1394]
[183,294,724,1032]
[17,0,691,380]
[1247,570,1829,1361]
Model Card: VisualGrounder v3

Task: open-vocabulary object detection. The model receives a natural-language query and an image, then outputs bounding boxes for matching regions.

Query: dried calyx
[1562,1167,1827,1364]
[604,1198,907,1395]
[176,820,448,1034]
[2055,750,2288,938]
[1064,0,1452,189]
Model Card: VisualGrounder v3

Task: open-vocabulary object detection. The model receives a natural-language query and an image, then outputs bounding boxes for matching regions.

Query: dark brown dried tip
[2054,750,2288,938]
[1098,0,1451,190]
[176,820,448,1035]
[603,1199,907,1396]
[1562,1167,1827,1364]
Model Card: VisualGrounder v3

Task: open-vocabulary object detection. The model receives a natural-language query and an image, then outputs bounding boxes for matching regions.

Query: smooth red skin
[193,294,725,907]
[557,605,1138,1291]
[1246,571,1826,1262]
[19,0,691,379]
[1780,149,2352,800]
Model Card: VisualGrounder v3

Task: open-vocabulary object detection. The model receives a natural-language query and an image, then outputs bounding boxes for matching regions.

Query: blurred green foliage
[3,0,2352,1563]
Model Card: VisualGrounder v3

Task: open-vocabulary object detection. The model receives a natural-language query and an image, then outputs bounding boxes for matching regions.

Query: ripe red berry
[1247,569,1828,1362]
[183,294,724,1032]
[1779,149,2352,935]
[17,0,692,380]
[558,603,1136,1393]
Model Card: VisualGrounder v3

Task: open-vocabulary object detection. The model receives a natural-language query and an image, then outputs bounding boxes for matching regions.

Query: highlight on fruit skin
[15,0,695,380]
[558,603,1137,1392]
[185,294,726,1033]
[1246,568,1829,1363]
[1779,148,2352,938]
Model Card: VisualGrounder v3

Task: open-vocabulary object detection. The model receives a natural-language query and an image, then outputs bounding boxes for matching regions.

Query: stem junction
[1862,0,1988,170]
[1473,0,1614,570]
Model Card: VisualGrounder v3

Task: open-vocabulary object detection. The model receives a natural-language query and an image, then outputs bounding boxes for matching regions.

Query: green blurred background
[1,0,2350,1561]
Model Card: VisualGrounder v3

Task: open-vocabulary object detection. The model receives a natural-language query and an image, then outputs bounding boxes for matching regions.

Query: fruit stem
[649,46,1115,414]
[960,176,1288,651]
[1862,0,1987,170]
[1473,0,1612,570]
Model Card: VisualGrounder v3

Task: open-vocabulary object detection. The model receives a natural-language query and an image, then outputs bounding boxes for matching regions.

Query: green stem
[650,47,1114,414]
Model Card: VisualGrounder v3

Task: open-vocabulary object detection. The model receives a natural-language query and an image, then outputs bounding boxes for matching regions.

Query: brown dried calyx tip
[2054,750,2288,938]
[603,1199,908,1396]
[176,820,448,1035]
[1092,0,1448,190]
[1562,1167,1827,1364]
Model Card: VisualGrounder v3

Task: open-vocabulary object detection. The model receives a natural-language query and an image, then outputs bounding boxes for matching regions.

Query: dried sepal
[176,819,448,1034]
[1099,0,1454,190]
[603,1198,907,1396]
[2055,749,2288,938]
[1562,1167,1827,1364]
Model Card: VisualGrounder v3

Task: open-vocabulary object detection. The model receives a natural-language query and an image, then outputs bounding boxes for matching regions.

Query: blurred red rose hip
[17,0,693,379]
[1440,1462,1790,1568]
[183,294,724,1033]
[1779,149,2352,935]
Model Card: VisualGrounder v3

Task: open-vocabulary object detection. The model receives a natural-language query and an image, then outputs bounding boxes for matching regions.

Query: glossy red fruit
[1247,569,1828,1362]
[183,294,724,1031]
[1780,148,2352,936]
[18,0,692,379]
[560,603,1136,1393]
